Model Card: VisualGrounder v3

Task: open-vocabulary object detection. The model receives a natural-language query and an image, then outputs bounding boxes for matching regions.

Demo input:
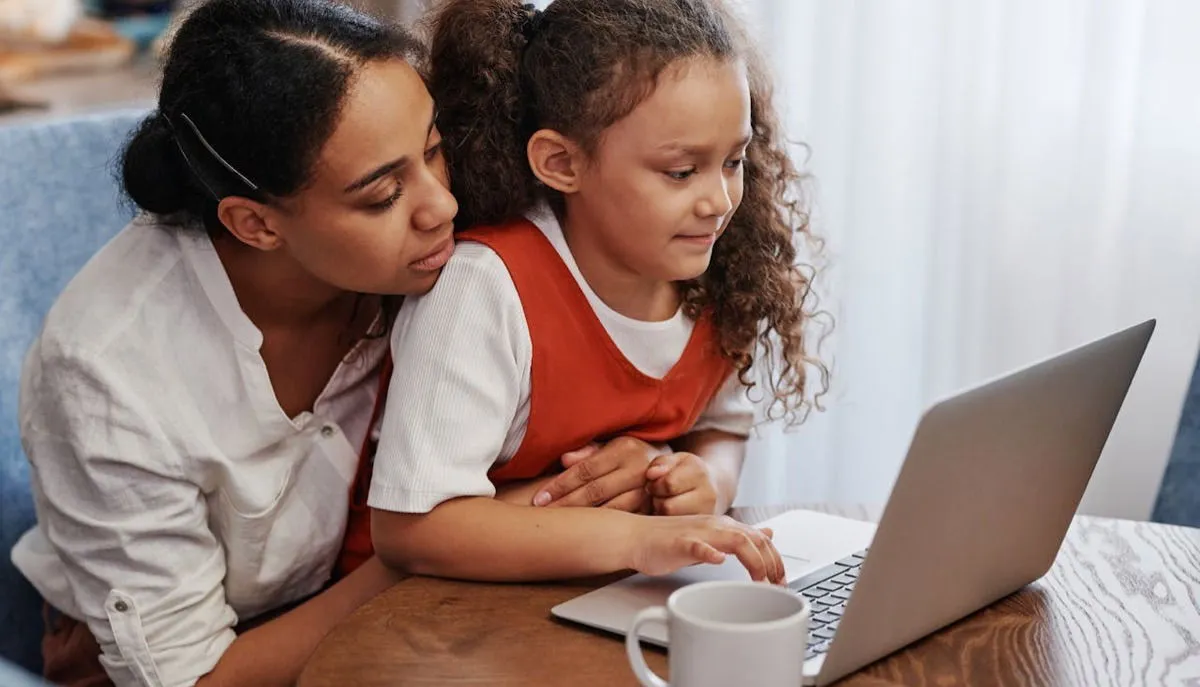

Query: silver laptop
[552,319,1155,685]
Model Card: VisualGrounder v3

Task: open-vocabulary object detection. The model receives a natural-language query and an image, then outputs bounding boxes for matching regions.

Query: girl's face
[268,58,458,296]
[570,56,751,284]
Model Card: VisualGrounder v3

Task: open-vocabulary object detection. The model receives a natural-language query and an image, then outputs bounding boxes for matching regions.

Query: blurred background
[2,0,1197,520]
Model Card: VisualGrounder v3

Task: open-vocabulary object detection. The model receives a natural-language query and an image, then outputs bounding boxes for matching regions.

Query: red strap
[334,353,393,579]
[352,354,394,507]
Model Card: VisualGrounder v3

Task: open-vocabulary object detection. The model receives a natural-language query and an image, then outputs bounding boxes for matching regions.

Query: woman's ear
[217,197,283,251]
[527,129,586,195]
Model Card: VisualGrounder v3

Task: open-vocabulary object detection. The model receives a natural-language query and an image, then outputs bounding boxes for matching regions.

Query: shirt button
[113,600,129,613]
[320,425,336,438]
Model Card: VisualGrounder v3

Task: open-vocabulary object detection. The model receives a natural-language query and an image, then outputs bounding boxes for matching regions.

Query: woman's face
[268,58,458,296]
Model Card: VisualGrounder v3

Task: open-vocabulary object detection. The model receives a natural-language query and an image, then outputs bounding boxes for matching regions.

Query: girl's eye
[366,187,404,211]
[666,168,696,181]
[724,158,745,170]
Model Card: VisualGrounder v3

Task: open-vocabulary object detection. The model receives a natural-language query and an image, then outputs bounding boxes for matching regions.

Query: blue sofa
[0,110,144,672]
[1153,350,1200,527]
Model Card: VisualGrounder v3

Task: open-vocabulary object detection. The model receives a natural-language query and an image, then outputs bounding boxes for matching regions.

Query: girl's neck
[557,211,680,323]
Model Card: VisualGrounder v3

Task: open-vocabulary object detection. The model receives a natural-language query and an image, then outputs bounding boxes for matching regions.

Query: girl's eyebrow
[654,132,753,156]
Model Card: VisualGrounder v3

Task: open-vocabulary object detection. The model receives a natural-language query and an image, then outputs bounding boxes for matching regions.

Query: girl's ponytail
[428,0,542,229]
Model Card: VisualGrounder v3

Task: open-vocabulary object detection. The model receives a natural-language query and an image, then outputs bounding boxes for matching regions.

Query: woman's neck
[212,231,363,332]
[557,212,680,323]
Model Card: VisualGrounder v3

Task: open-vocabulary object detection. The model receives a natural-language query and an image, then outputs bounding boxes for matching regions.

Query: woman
[9,1,456,685]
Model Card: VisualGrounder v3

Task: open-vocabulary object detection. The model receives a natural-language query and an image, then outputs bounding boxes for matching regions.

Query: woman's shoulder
[37,217,192,359]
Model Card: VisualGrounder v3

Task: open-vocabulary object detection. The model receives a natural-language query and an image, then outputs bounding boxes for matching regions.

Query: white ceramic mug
[625,580,810,687]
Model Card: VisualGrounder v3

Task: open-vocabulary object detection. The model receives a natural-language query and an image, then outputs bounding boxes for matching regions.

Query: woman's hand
[532,436,665,513]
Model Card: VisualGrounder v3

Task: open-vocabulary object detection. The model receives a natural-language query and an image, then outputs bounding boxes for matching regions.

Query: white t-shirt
[369,205,753,514]
[11,218,387,687]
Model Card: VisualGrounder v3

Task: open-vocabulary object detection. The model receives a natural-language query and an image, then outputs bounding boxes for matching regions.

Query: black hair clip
[163,111,261,201]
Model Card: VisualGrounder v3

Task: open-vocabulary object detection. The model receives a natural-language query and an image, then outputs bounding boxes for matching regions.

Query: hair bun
[120,112,192,216]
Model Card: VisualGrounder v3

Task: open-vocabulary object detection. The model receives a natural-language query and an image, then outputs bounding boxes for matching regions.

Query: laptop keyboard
[789,548,868,660]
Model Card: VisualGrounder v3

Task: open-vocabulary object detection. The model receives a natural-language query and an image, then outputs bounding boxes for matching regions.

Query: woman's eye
[366,187,404,211]
[425,141,443,163]
[666,168,696,181]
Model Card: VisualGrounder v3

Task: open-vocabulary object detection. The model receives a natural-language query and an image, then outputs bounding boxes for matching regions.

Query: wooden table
[299,504,1200,686]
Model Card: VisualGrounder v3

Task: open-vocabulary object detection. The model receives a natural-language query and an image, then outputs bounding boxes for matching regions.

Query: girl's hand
[533,436,665,513]
[628,515,785,584]
[645,452,721,515]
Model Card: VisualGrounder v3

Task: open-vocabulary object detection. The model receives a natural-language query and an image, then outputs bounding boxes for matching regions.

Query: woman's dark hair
[428,0,830,426]
[122,0,424,230]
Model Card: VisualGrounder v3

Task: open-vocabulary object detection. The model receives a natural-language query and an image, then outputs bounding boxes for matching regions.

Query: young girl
[368,0,825,583]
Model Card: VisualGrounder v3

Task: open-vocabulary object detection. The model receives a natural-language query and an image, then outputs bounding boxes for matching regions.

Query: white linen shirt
[11,218,387,687]
[368,205,754,514]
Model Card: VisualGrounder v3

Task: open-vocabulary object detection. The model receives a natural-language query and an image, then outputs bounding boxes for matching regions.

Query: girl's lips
[674,233,718,246]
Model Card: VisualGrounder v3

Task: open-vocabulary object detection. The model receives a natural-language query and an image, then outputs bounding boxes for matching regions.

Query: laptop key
[832,574,857,586]
[831,589,853,600]
[788,562,850,594]
[816,581,842,593]
[813,611,840,624]
[809,639,832,656]
[800,588,825,600]
[812,627,837,640]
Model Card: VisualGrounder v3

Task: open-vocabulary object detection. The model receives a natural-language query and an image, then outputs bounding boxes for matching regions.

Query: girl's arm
[368,253,779,583]
[371,498,782,583]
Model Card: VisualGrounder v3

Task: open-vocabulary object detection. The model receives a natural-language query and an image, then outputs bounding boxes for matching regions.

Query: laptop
[551,319,1155,685]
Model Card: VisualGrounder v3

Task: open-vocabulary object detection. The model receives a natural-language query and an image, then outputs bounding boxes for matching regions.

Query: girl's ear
[527,129,586,195]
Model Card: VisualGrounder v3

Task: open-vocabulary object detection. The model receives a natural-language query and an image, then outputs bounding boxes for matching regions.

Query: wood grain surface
[299,504,1200,687]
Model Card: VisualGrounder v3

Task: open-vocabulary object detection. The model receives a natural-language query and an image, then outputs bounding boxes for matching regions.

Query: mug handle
[626,606,670,687]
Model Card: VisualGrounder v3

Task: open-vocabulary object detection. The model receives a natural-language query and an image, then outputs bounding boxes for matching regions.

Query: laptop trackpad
[761,508,878,563]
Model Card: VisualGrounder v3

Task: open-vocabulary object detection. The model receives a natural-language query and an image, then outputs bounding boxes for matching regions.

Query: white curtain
[354,0,429,23]
[733,0,1200,519]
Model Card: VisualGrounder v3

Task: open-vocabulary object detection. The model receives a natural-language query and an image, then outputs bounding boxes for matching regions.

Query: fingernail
[533,492,551,507]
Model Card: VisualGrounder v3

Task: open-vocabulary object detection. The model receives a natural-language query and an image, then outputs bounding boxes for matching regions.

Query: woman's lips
[410,239,455,272]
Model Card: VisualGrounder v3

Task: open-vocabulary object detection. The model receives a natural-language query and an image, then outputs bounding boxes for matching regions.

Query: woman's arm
[23,350,383,687]
[195,558,400,687]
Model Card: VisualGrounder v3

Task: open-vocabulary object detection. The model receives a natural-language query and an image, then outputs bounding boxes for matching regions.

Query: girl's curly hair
[427,0,830,425]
